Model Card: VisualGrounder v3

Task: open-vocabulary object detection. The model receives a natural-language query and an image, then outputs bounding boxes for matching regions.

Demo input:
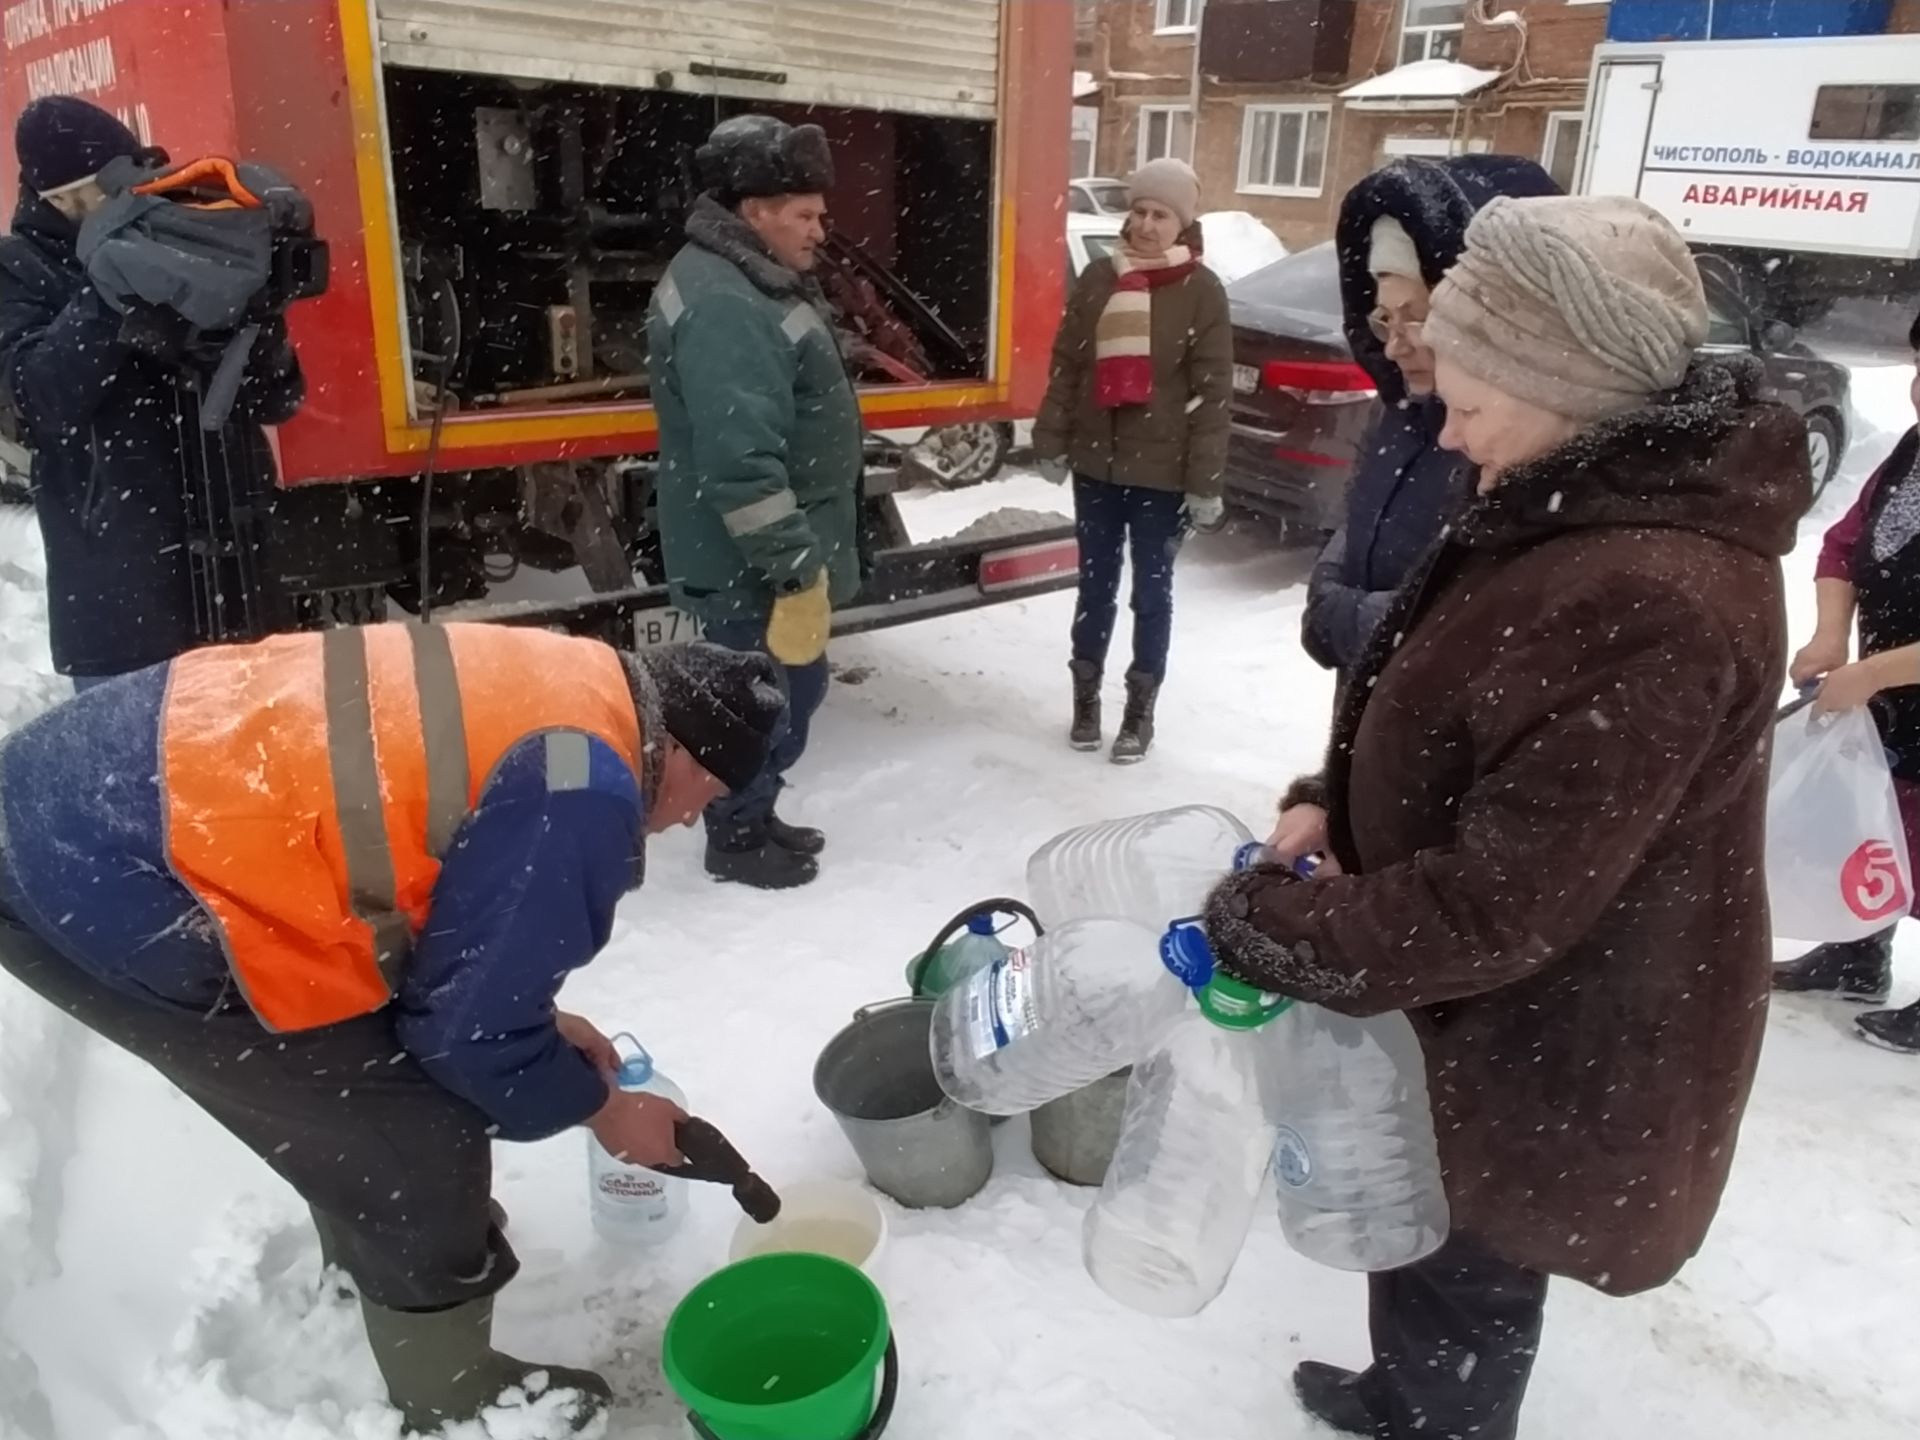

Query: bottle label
[968,949,1038,1058]
[1272,1125,1313,1189]
[596,1164,671,1220]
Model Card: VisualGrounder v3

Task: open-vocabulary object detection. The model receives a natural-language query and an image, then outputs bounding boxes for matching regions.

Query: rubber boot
[1292,1361,1376,1436]
[1069,660,1102,752]
[1857,998,1920,1054]
[706,832,819,889]
[766,814,826,856]
[1110,670,1160,765]
[1772,926,1896,1004]
[361,1294,612,1434]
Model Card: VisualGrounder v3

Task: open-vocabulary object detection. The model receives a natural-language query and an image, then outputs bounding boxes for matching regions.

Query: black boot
[706,832,819,889]
[1292,1361,1376,1436]
[1857,999,1920,1054]
[1110,669,1160,765]
[1069,659,1102,751]
[767,814,826,856]
[1772,927,1896,1004]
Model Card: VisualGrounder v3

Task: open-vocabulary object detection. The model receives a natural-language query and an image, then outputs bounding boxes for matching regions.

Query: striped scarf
[1094,243,1197,409]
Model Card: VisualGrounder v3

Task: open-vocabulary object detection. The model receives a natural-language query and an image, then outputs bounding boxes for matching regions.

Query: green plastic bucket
[663,1253,894,1440]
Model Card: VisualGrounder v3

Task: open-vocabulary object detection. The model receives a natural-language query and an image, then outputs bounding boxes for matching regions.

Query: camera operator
[0,97,304,689]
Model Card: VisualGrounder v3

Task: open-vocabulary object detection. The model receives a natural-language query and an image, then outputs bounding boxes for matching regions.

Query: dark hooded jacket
[1209,362,1809,1297]
[0,189,303,677]
[1303,155,1560,672]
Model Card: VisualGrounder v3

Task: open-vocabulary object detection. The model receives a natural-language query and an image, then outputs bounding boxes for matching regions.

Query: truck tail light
[1262,360,1377,405]
[979,538,1080,593]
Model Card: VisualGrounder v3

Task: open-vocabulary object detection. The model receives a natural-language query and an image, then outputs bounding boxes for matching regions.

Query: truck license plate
[1232,363,1259,395]
[633,607,705,648]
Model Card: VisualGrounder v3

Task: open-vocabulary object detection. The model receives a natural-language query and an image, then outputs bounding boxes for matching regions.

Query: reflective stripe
[545,731,591,792]
[322,627,409,987]
[723,488,799,536]
[655,275,684,324]
[409,623,470,857]
[781,302,823,343]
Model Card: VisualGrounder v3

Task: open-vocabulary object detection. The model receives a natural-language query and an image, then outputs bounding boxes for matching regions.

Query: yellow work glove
[766,571,831,666]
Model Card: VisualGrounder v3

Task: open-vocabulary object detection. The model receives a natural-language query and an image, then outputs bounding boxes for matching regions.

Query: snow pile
[1199,211,1288,288]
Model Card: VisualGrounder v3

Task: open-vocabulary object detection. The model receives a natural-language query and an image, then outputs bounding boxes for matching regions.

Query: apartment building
[1073,0,1920,251]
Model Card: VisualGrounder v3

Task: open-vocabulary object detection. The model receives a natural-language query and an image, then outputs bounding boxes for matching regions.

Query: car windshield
[1227,241,1343,333]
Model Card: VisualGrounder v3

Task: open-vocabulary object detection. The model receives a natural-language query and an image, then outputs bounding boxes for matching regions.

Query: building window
[1376,135,1488,168]
[1810,84,1920,142]
[1239,105,1332,198]
[1542,111,1585,193]
[1155,0,1200,35]
[1399,0,1465,65]
[1071,106,1100,180]
[1138,105,1193,166]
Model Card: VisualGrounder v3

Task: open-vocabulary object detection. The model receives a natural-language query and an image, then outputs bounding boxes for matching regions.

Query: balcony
[1199,0,1357,85]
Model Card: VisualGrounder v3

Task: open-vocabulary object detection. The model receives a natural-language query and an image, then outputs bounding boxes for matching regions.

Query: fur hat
[695,115,835,204]
[16,96,138,197]
[1426,195,1709,422]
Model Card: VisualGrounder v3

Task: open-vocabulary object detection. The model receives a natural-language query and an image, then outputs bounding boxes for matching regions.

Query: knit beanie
[1126,157,1201,229]
[625,642,787,792]
[16,96,138,196]
[1368,216,1422,283]
[1425,195,1708,422]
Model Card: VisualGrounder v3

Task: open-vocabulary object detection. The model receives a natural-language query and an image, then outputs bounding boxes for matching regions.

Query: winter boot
[1771,927,1896,1004]
[1069,660,1102,752]
[1856,999,1920,1054]
[1110,670,1160,765]
[361,1294,612,1433]
[1292,1361,1376,1436]
[766,814,827,856]
[706,832,819,889]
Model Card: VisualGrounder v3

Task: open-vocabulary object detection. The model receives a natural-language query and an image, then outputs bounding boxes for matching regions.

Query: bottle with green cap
[588,1035,689,1244]
[1082,919,1293,1318]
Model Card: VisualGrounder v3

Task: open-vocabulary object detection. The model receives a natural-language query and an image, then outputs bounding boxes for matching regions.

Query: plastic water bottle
[907,911,1011,998]
[1027,806,1256,931]
[929,917,1188,1116]
[588,1035,689,1244]
[1083,922,1289,1316]
[1267,1007,1449,1272]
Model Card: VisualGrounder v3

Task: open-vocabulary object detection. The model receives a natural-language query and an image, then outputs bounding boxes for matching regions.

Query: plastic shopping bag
[1766,704,1913,943]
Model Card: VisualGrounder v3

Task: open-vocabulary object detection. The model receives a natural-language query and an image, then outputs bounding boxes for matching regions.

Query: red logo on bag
[1841,840,1910,922]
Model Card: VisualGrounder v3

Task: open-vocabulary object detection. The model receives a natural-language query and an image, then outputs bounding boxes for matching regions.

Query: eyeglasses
[1367,307,1426,345]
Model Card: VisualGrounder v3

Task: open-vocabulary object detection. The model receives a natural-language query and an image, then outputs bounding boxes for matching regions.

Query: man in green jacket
[647,115,863,890]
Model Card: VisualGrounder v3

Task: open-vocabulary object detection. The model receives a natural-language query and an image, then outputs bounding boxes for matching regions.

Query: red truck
[0,0,1079,642]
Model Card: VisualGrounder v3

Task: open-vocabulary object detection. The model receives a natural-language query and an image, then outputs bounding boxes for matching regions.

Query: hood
[1336,154,1560,403]
[9,185,80,264]
[684,193,810,302]
[1455,358,1809,562]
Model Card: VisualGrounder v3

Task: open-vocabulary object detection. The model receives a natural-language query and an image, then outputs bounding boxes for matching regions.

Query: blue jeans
[70,674,116,694]
[1070,476,1186,682]
[700,614,832,845]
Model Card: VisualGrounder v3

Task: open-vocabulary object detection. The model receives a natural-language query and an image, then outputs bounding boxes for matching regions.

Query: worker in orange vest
[0,624,786,1432]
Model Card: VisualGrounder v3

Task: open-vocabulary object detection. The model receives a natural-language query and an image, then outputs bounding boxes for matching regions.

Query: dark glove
[650,1117,782,1223]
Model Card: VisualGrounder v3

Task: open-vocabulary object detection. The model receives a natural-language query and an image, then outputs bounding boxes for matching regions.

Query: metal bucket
[814,998,993,1209]
[1029,1069,1131,1187]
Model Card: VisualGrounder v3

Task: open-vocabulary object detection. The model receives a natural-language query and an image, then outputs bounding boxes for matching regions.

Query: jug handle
[905,897,1043,997]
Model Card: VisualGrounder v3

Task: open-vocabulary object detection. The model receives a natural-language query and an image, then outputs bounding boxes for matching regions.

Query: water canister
[588,1035,690,1244]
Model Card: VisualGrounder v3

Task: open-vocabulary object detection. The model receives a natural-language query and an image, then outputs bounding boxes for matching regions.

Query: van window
[1808,84,1920,142]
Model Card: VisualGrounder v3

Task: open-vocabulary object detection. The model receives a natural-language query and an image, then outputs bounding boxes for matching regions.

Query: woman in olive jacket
[1032,158,1233,763]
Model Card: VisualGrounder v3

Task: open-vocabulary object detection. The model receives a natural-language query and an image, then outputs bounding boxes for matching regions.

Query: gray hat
[695,115,835,203]
[1425,195,1708,421]
[1126,157,1201,229]
[1368,216,1422,283]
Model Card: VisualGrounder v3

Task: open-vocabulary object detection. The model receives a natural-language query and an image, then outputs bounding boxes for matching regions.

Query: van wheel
[1805,409,1844,505]
[907,422,1012,489]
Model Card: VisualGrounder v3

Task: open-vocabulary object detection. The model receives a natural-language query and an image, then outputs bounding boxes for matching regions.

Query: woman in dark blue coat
[1302,155,1560,673]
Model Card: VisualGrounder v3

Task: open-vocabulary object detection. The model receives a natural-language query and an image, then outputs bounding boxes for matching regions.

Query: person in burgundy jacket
[1777,303,1920,1053]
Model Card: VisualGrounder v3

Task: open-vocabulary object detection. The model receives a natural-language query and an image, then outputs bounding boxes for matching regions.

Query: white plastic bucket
[728,1179,890,1284]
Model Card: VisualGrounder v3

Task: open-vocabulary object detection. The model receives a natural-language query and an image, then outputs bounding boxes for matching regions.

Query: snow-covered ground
[1,346,1918,1440]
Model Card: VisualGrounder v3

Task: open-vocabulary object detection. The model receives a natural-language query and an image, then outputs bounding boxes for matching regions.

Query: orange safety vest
[162,623,644,1032]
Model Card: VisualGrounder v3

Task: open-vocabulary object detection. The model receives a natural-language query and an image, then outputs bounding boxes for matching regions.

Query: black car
[1223,242,1852,535]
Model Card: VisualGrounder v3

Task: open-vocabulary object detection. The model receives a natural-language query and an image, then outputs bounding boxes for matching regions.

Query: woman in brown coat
[1032,158,1233,763]
[1204,197,1810,1439]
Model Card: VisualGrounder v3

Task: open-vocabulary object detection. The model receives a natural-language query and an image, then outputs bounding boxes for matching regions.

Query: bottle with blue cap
[1026,805,1257,931]
[1083,919,1294,1317]
[588,1035,690,1244]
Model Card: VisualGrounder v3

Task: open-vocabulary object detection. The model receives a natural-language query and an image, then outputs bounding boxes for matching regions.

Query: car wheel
[908,421,1013,489]
[1804,409,1843,504]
